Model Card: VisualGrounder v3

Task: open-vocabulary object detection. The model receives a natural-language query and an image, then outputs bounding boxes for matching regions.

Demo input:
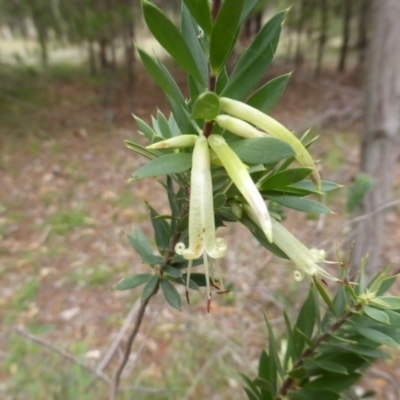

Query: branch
[14,326,111,384]
[109,284,159,400]
[279,305,360,396]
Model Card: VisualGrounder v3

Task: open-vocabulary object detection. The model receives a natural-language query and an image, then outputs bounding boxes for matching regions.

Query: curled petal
[208,134,272,243]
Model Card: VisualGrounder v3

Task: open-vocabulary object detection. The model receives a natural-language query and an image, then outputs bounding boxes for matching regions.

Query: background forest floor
[1,61,400,400]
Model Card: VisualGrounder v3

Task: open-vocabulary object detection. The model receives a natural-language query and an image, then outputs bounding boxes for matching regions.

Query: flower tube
[175,134,226,311]
[146,134,197,149]
[208,134,273,243]
[219,97,321,190]
[215,115,267,138]
[244,205,340,282]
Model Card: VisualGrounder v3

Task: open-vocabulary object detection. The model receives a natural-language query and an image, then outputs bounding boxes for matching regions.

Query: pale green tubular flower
[243,205,340,283]
[174,134,227,311]
[219,97,321,191]
[208,134,273,243]
[146,134,197,149]
[215,115,267,138]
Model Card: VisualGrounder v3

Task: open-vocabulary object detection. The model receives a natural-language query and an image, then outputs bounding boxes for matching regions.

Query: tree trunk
[338,0,352,72]
[351,0,400,274]
[315,0,328,77]
[354,0,371,77]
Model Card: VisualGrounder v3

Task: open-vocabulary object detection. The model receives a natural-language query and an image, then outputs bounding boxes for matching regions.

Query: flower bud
[146,134,197,149]
[219,97,321,190]
[215,115,266,138]
[208,134,273,242]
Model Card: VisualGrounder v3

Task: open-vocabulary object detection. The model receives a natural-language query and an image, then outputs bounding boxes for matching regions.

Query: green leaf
[134,115,156,141]
[364,306,390,325]
[288,389,340,400]
[125,140,157,160]
[353,325,400,349]
[241,373,261,400]
[182,0,212,37]
[246,73,291,114]
[303,372,362,392]
[259,168,313,190]
[157,109,173,139]
[229,137,295,164]
[213,193,227,209]
[321,343,389,359]
[163,266,181,278]
[141,254,165,265]
[239,212,289,259]
[291,180,342,194]
[288,367,307,380]
[147,204,171,252]
[191,91,220,120]
[310,360,348,375]
[141,274,160,300]
[371,296,400,310]
[221,10,286,100]
[131,153,192,179]
[137,47,187,109]
[161,279,181,310]
[113,273,152,290]
[385,310,400,327]
[209,0,244,75]
[293,289,317,358]
[126,227,153,258]
[253,378,275,397]
[142,1,203,84]
[266,195,332,214]
[313,278,337,318]
[181,3,208,84]
[239,0,260,25]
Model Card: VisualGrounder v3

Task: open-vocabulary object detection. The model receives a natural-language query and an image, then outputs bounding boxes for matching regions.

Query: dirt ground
[1,61,400,400]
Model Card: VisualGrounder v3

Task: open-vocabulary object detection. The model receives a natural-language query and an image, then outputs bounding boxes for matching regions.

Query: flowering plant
[113,1,400,399]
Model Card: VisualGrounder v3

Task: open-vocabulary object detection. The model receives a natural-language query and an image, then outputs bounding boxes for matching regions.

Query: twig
[109,285,159,400]
[318,198,400,248]
[14,326,111,384]
[279,305,360,396]
[97,299,141,373]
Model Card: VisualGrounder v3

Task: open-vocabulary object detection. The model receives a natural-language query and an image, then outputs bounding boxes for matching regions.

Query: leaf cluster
[243,266,400,400]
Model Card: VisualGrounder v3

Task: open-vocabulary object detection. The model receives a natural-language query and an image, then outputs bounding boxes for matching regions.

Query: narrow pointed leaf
[371,296,400,310]
[310,360,348,375]
[314,278,337,318]
[364,306,390,325]
[209,0,244,74]
[132,153,192,179]
[142,1,203,83]
[266,195,332,214]
[134,115,156,140]
[259,168,313,190]
[126,227,152,257]
[182,0,212,37]
[246,73,291,113]
[353,325,400,349]
[137,47,186,108]
[114,273,152,290]
[221,10,286,100]
[181,3,208,84]
[141,274,160,300]
[161,279,181,310]
[229,137,295,164]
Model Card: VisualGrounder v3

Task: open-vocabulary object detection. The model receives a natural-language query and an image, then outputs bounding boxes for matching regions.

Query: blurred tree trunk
[351,0,400,274]
[315,0,328,77]
[338,0,352,72]
[354,0,371,77]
